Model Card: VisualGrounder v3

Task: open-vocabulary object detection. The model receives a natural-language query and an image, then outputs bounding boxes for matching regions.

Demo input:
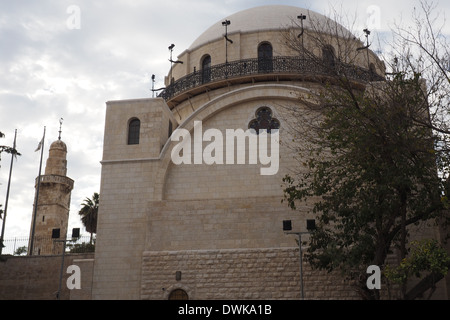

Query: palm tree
[78,192,99,244]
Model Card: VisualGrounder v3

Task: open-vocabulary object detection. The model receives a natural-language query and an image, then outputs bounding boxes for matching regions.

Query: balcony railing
[159,56,385,101]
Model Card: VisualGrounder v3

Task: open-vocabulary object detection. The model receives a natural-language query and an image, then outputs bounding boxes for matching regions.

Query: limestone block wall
[164,96,300,201]
[69,258,95,300]
[102,98,176,161]
[141,248,360,300]
[146,197,311,252]
[0,253,94,300]
[92,161,151,299]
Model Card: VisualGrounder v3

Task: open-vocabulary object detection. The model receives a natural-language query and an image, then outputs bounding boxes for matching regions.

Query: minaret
[28,122,74,255]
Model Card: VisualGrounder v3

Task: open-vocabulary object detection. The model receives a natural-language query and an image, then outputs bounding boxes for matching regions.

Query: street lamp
[168,44,183,85]
[297,14,307,60]
[297,14,307,38]
[283,219,315,300]
[222,20,232,64]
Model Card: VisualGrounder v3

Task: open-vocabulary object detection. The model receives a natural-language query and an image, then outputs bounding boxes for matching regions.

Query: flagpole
[29,126,46,256]
[0,129,17,255]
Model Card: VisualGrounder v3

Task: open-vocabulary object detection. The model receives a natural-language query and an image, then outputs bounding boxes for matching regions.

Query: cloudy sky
[0,0,448,242]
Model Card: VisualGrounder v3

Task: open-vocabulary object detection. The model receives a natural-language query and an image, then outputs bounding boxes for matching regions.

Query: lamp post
[297,14,307,61]
[53,227,80,300]
[222,20,232,64]
[283,219,315,300]
[168,44,183,85]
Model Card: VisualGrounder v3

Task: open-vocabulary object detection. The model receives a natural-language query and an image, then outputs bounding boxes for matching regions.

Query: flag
[35,136,44,152]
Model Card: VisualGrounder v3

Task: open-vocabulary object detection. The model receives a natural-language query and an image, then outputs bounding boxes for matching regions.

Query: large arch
[153,83,313,200]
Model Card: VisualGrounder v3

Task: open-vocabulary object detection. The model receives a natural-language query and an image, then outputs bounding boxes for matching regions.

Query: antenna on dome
[58,117,63,140]
[222,20,232,63]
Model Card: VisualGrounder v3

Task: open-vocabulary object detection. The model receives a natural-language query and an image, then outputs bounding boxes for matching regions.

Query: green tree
[78,192,99,244]
[281,2,450,299]
[68,242,95,253]
[283,73,447,299]
[385,239,450,299]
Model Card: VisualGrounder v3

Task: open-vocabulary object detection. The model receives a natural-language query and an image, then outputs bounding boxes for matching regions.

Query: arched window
[369,63,376,79]
[201,55,211,84]
[168,289,189,300]
[258,42,273,73]
[248,106,280,134]
[322,45,336,69]
[128,118,140,145]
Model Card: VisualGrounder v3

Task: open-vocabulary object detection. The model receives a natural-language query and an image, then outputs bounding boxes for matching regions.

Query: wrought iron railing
[159,56,385,101]
[1,236,94,256]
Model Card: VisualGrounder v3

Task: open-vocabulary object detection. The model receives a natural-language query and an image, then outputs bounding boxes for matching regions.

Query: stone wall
[141,247,361,300]
[0,253,94,300]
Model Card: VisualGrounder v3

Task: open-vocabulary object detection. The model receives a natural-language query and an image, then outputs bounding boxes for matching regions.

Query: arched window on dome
[128,118,140,145]
[201,55,211,84]
[258,42,273,73]
[369,63,377,80]
[322,45,336,69]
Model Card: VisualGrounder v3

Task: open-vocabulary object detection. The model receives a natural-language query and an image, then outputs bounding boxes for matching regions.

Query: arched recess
[127,117,141,145]
[163,284,193,300]
[258,42,273,72]
[168,289,189,300]
[322,45,336,68]
[153,84,314,201]
[201,54,212,84]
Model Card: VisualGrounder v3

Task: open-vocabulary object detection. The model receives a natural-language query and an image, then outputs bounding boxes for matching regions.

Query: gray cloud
[0,0,448,241]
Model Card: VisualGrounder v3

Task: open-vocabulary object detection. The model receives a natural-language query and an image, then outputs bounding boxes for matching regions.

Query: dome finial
[58,117,64,140]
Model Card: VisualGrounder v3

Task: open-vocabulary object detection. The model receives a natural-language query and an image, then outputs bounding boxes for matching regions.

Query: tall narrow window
[201,55,211,84]
[322,45,336,69]
[258,42,273,73]
[128,118,140,145]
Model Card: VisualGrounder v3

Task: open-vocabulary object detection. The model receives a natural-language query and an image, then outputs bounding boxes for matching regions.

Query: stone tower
[28,136,74,255]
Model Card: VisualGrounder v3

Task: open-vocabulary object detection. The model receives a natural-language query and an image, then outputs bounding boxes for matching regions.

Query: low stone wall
[141,247,361,300]
[0,253,94,300]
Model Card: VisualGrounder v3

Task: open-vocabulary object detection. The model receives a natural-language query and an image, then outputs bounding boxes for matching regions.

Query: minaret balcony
[35,174,74,192]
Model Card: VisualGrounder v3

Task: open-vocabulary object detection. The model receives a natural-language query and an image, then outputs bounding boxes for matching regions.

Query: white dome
[188,5,349,51]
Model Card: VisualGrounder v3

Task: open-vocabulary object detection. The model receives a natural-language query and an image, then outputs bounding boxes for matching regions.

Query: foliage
[385,239,450,285]
[0,130,21,169]
[14,246,27,256]
[68,242,95,253]
[283,71,448,299]
[78,192,99,244]
[281,1,450,299]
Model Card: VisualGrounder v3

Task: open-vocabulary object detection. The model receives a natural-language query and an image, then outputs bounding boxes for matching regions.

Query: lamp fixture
[297,14,307,38]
